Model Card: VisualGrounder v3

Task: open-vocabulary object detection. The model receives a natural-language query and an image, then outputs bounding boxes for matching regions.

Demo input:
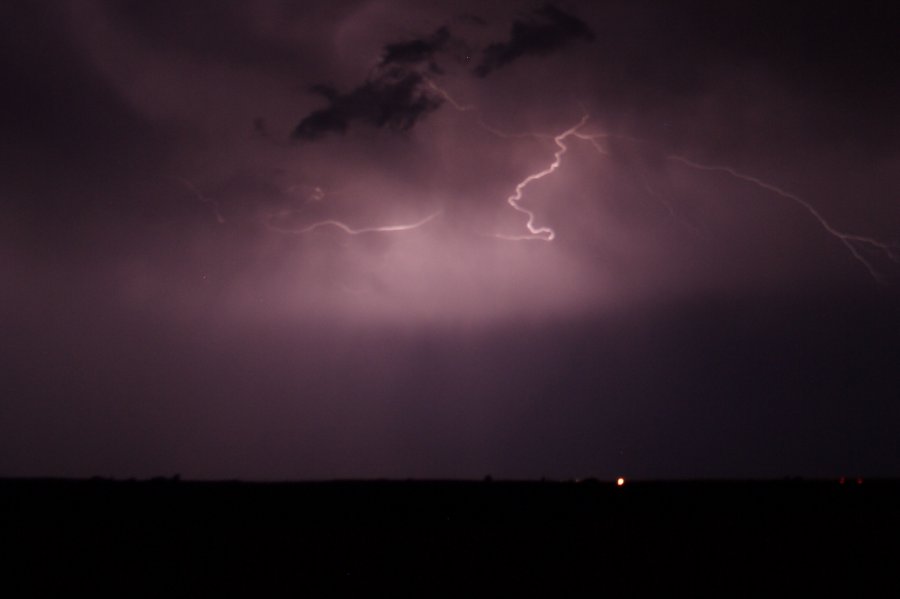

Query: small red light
[856,478,863,485]
[839,477,846,485]
[616,477,625,487]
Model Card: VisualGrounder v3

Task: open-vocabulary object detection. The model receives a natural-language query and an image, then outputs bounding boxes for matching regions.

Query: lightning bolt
[425,78,475,112]
[272,79,545,241]
[262,80,451,239]
[425,78,554,140]
[265,210,441,236]
[442,76,897,280]
[173,177,225,224]
[573,130,611,156]
[266,176,440,237]
[498,115,589,241]
[668,156,900,283]
[426,79,591,240]
[283,75,897,282]
[574,129,700,230]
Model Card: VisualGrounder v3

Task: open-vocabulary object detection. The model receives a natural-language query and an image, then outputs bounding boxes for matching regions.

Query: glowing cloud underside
[438,81,897,282]
[274,80,896,284]
[496,115,589,242]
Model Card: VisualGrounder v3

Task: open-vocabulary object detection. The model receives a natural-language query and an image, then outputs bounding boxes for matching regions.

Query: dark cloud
[380,26,450,69]
[292,68,443,140]
[456,13,487,26]
[474,5,594,77]
[292,24,467,141]
[292,5,596,140]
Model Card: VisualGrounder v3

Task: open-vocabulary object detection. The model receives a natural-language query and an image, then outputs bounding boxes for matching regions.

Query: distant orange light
[616,477,625,486]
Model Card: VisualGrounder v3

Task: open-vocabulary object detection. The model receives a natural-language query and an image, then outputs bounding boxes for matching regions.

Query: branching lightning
[280,72,896,282]
[498,114,589,241]
[429,79,897,282]
[274,79,551,241]
[425,78,554,140]
[427,79,590,240]
[668,156,900,283]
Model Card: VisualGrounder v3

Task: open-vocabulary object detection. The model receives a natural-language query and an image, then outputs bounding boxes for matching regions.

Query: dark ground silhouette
[2,478,897,595]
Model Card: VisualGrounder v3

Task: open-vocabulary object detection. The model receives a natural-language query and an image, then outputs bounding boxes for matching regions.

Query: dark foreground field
[2,478,898,595]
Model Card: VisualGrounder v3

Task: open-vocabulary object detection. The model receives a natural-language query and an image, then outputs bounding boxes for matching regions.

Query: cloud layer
[475,5,595,76]
[2,1,899,480]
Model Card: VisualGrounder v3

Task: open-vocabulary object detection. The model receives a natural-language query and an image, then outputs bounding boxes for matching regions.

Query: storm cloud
[2,1,899,481]
[292,24,457,140]
[379,26,451,69]
[474,5,595,77]
[292,68,444,140]
[292,5,598,140]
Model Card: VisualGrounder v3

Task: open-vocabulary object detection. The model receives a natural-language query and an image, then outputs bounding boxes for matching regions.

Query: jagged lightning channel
[425,78,554,140]
[285,76,897,281]
[174,177,225,224]
[668,156,899,283]
[266,210,442,236]
[498,115,590,241]
[427,80,592,240]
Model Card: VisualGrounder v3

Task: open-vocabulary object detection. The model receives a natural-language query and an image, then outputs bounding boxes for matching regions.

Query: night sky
[2,1,899,480]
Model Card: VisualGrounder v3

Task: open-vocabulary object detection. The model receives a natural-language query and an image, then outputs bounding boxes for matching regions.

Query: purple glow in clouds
[2,1,899,480]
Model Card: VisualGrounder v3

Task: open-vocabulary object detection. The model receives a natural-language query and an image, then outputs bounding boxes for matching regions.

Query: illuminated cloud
[1,1,899,481]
